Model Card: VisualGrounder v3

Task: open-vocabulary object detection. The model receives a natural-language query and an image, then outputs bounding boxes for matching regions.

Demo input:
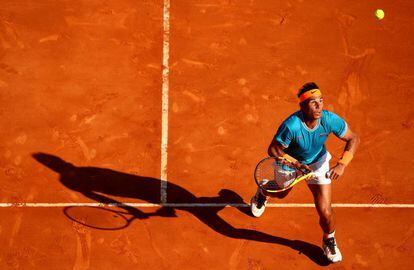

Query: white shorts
[274,152,332,188]
[306,152,332,185]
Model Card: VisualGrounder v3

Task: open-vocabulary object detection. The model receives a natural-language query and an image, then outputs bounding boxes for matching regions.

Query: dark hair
[297,82,319,98]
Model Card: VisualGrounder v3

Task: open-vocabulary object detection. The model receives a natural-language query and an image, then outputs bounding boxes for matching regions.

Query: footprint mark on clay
[0,63,18,74]
[72,221,91,270]
[110,234,139,264]
[15,134,27,145]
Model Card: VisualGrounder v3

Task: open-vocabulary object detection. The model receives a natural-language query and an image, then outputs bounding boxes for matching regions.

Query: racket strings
[256,159,297,190]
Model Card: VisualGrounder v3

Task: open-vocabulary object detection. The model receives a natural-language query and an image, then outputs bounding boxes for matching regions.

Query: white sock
[323,230,335,239]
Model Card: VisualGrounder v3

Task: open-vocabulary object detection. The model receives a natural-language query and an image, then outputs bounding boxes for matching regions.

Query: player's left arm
[329,127,360,180]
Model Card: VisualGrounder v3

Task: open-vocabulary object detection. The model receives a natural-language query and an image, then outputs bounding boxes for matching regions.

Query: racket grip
[278,156,312,174]
[296,163,312,174]
[301,169,310,174]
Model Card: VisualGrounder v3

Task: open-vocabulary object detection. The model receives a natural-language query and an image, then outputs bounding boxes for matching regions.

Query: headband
[299,89,322,103]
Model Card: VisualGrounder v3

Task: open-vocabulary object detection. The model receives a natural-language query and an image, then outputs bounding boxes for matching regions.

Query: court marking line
[160,0,170,204]
[0,203,413,208]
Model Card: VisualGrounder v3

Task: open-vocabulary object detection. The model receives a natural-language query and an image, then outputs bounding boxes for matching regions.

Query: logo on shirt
[319,133,329,137]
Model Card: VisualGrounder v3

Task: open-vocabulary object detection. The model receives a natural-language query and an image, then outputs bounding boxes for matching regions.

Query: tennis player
[251,82,360,263]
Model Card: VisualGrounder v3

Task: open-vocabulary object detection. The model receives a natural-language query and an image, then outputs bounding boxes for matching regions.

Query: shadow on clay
[32,152,330,266]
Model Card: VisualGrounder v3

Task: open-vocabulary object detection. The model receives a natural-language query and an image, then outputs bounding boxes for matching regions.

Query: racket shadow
[32,152,329,266]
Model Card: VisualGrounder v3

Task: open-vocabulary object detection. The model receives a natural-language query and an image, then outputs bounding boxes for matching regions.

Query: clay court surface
[0,0,413,269]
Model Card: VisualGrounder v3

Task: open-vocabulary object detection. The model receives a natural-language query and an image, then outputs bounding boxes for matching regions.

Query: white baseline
[0,203,413,208]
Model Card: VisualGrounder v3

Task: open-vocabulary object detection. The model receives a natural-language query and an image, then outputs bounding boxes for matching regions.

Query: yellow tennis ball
[375,9,385,20]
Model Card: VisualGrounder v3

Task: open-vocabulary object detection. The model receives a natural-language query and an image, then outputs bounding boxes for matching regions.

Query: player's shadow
[32,152,330,266]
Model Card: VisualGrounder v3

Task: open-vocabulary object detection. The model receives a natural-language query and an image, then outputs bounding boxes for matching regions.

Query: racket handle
[277,156,312,174]
[296,163,312,174]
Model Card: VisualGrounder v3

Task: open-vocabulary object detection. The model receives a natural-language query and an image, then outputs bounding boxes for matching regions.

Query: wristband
[338,151,353,166]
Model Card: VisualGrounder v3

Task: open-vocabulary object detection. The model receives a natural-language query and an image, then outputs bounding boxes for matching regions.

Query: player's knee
[319,207,332,220]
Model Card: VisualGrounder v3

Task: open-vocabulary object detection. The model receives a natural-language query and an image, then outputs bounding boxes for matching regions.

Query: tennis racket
[254,156,315,194]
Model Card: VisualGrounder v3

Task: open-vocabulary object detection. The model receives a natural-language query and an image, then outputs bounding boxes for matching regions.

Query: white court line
[0,203,413,208]
[160,0,170,204]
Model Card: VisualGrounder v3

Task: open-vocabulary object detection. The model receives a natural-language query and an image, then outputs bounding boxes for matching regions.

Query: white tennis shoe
[250,188,267,217]
[323,237,342,263]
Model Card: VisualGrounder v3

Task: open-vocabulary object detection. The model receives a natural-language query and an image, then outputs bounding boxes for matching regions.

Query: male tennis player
[251,82,360,263]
